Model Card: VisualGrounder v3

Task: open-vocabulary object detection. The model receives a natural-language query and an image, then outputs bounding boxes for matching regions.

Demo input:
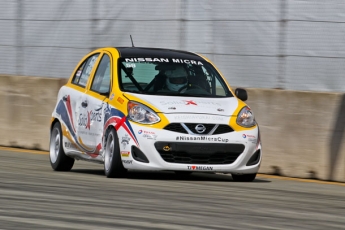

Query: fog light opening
[131,146,149,163]
[246,149,261,166]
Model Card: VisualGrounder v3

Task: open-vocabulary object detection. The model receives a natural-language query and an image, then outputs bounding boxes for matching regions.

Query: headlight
[236,106,256,128]
[127,101,160,124]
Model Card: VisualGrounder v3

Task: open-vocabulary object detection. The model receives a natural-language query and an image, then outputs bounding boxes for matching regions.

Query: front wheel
[231,173,257,182]
[104,128,127,178]
[49,122,75,171]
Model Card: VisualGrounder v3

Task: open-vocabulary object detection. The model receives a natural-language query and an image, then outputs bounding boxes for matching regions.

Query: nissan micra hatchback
[50,47,262,181]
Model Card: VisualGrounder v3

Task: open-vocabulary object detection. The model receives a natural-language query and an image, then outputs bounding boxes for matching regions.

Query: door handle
[81,101,88,108]
[95,102,105,111]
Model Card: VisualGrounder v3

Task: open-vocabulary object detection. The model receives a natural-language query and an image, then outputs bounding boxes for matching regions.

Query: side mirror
[235,88,248,101]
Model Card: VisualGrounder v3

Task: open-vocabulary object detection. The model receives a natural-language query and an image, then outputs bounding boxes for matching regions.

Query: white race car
[49,47,262,181]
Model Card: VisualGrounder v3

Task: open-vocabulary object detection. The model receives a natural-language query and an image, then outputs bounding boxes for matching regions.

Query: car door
[82,52,112,154]
[70,53,101,153]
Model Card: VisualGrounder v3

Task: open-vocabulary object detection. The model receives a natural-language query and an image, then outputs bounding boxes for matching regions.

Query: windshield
[118,57,233,98]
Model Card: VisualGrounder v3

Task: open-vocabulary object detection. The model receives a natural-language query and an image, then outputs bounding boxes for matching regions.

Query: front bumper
[118,123,262,174]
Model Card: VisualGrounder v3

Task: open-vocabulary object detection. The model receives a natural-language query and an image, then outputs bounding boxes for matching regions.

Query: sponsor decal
[124,58,203,66]
[64,141,77,149]
[78,130,100,137]
[142,134,157,140]
[125,58,169,63]
[89,110,102,122]
[138,130,155,135]
[137,129,157,140]
[217,108,224,112]
[122,160,133,164]
[176,136,229,143]
[76,70,82,77]
[168,107,176,110]
[77,109,102,129]
[88,132,101,137]
[57,98,139,157]
[187,166,213,171]
[243,134,257,143]
[184,100,197,105]
[246,134,257,144]
[78,113,90,129]
[58,97,130,158]
[172,59,203,65]
[125,63,136,68]
[173,114,226,122]
[160,100,221,107]
[117,97,124,104]
[163,145,171,151]
[121,134,130,148]
[109,93,114,100]
[121,151,130,157]
[249,138,257,144]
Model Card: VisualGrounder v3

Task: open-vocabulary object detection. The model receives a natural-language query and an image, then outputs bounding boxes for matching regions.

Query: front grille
[163,123,188,134]
[213,125,234,135]
[163,123,234,135]
[155,142,244,164]
[184,123,215,134]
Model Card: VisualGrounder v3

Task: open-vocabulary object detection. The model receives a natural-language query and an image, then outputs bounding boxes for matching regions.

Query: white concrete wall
[0,75,66,150]
[246,88,345,182]
[0,75,344,182]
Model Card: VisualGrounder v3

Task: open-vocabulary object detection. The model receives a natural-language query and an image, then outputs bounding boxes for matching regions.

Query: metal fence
[1,0,345,92]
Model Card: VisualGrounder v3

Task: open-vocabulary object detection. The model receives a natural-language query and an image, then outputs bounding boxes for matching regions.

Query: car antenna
[130,35,135,47]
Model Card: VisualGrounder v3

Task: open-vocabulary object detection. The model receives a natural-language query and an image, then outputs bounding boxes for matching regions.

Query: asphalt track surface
[0,149,344,230]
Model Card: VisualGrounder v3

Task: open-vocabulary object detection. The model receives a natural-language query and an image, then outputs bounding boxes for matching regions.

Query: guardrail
[0,75,344,182]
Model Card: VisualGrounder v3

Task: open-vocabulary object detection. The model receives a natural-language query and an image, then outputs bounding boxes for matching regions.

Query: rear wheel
[49,122,75,171]
[104,128,127,178]
[231,173,257,182]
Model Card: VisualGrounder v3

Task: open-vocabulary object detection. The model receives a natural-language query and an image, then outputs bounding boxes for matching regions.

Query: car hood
[123,93,240,116]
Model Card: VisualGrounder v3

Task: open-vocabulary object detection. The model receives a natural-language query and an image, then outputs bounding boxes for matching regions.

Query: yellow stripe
[229,102,257,131]
[61,124,84,152]
[77,137,94,151]
[257,173,345,186]
[0,146,48,154]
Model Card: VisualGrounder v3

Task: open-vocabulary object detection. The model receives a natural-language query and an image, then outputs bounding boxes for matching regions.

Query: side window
[202,66,226,96]
[214,76,226,96]
[120,62,158,91]
[72,53,100,87]
[91,54,111,95]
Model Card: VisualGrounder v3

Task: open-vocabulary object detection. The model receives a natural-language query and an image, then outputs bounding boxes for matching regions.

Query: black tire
[49,122,75,171]
[104,128,127,178]
[231,173,257,182]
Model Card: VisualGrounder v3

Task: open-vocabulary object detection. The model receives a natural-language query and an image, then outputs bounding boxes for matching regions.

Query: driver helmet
[165,65,188,91]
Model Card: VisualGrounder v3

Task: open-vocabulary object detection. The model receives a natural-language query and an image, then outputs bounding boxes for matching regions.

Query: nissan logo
[195,124,206,134]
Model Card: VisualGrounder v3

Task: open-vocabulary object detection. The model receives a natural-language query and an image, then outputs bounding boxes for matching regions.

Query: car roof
[115,47,204,61]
